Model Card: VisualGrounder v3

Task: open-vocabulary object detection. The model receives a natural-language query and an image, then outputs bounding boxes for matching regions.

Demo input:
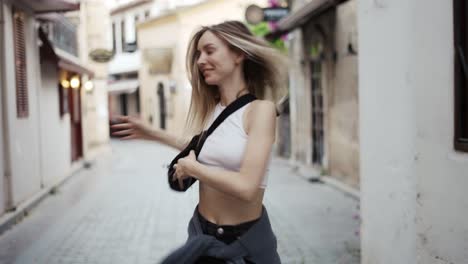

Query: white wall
[0,2,5,215]
[359,0,468,263]
[411,1,468,262]
[38,61,72,186]
[3,4,42,205]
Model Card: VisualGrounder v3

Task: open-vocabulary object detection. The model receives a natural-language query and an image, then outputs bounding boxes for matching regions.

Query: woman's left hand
[172,150,198,188]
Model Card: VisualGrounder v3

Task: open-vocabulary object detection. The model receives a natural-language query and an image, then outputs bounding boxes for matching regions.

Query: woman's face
[196,31,242,85]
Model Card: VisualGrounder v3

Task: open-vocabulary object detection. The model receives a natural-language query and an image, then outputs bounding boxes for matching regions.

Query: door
[157,82,166,130]
[278,97,291,157]
[69,86,83,161]
[119,93,128,116]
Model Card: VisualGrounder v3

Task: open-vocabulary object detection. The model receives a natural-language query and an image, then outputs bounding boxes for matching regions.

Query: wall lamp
[60,79,70,88]
[84,80,94,93]
[70,76,81,89]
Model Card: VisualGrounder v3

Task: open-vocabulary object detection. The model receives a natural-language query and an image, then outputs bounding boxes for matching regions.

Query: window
[454,0,468,152]
[120,20,125,52]
[112,22,116,53]
[310,60,324,164]
[134,15,139,46]
[13,10,28,118]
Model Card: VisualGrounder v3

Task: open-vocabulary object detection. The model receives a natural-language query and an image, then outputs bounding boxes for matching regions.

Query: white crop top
[198,102,270,189]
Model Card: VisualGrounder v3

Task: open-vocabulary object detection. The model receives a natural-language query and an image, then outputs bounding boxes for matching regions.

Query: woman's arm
[148,128,188,151]
[111,116,188,151]
[175,100,276,202]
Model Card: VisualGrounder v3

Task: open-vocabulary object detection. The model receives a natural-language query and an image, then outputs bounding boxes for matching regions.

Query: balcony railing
[41,14,78,57]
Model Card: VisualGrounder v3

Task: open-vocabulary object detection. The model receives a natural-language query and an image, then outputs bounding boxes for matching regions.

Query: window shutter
[13,10,28,118]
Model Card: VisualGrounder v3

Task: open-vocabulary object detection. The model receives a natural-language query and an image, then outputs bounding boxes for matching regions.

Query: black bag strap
[168,93,257,192]
[205,93,257,137]
[194,93,257,152]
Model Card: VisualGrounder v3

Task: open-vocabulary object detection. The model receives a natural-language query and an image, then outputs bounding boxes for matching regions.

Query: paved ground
[0,140,360,264]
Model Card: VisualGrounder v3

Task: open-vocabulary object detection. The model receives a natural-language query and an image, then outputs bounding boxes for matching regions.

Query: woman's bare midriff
[198,182,264,225]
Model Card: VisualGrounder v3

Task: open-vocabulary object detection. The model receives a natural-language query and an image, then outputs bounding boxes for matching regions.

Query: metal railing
[41,14,78,57]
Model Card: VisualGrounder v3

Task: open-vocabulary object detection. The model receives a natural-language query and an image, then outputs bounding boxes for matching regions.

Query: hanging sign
[89,48,114,63]
[245,4,289,25]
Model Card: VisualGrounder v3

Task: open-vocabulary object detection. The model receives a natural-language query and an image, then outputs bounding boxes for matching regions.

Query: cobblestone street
[0,140,360,264]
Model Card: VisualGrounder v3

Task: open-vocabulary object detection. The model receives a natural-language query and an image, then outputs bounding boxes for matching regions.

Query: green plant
[320,168,329,176]
[248,22,287,52]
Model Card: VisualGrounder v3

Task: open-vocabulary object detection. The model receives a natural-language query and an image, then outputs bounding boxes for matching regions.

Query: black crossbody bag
[167,94,257,192]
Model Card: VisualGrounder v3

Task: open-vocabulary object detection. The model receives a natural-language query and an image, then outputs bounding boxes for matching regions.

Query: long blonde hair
[184,20,288,139]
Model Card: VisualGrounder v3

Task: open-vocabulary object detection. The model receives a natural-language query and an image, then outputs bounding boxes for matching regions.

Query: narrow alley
[0,140,360,264]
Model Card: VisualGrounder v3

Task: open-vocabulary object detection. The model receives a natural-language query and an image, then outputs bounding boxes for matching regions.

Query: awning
[107,79,139,95]
[143,48,173,75]
[19,0,80,13]
[38,27,94,77]
[36,13,69,22]
[266,0,349,39]
[58,55,94,78]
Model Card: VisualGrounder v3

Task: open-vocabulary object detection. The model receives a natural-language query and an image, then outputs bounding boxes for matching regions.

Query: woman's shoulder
[244,100,277,127]
[247,100,276,117]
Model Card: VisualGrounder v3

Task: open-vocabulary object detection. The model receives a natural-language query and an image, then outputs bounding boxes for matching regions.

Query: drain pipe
[0,0,14,211]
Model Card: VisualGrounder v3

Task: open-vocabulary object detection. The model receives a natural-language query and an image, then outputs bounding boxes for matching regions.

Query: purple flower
[268,0,281,7]
[268,21,278,30]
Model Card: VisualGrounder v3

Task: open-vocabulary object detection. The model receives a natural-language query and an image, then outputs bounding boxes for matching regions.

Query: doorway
[157,82,166,130]
[69,85,83,162]
[311,60,324,165]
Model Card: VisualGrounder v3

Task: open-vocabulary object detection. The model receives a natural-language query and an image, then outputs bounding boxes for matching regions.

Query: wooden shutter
[13,10,28,118]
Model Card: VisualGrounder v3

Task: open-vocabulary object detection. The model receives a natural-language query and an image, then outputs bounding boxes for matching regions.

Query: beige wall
[77,0,110,153]
[108,94,120,117]
[138,0,267,138]
[91,80,111,144]
[288,0,359,187]
[138,14,179,132]
[327,1,359,187]
[288,29,311,164]
[127,93,139,117]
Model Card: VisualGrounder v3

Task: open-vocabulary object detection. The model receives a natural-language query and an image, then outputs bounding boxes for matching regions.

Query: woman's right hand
[110,116,151,140]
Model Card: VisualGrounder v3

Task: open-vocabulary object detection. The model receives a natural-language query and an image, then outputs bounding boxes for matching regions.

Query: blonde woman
[112,21,287,264]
